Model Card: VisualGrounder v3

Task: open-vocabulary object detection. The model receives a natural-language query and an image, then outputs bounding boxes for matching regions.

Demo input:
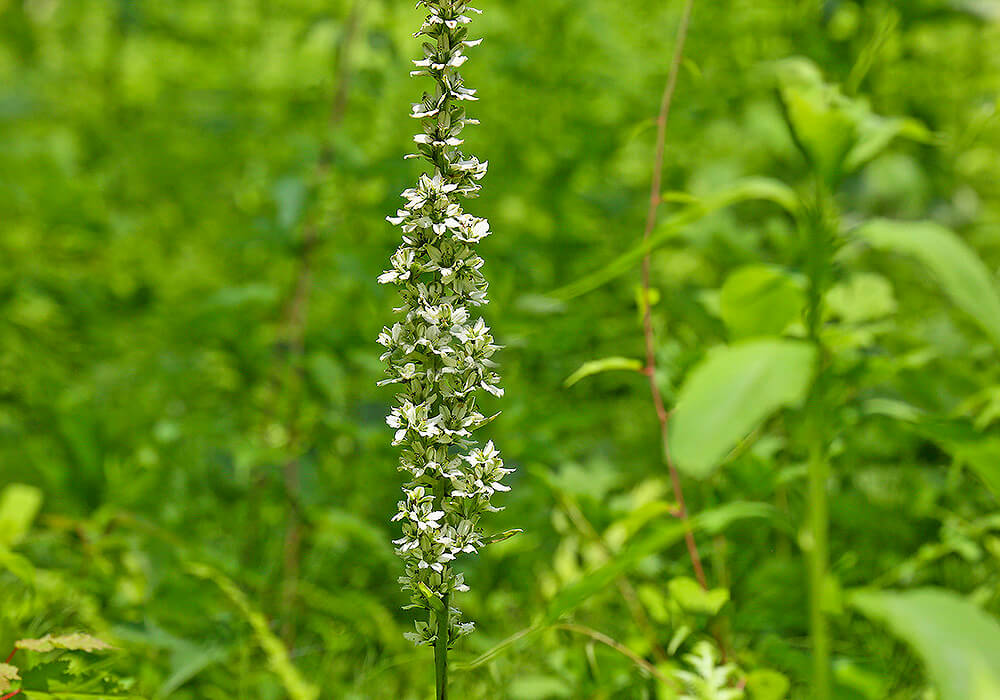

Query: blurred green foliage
[1,0,1000,698]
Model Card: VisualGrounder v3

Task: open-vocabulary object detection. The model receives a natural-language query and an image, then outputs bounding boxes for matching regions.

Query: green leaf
[563,357,643,387]
[718,265,805,339]
[669,340,817,478]
[1,663,20,693]
[850,588,1000,700]
[774,57,928,181]
[0,483,43,547]
[746,669,790,700]
[854,219,1000,348]
[775,58,857,182]
[185,563,319,700]
[548,178,797,300]
[667,576,729,615]
[417,582,446,613]
[483,528,524,545]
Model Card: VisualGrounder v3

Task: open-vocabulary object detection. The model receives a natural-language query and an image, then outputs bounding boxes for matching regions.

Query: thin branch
[639,0,706,590]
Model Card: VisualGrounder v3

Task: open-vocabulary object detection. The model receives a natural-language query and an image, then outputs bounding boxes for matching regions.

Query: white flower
[380,0,508,648]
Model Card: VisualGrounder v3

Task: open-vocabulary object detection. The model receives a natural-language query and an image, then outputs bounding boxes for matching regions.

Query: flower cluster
[378,0,509,649]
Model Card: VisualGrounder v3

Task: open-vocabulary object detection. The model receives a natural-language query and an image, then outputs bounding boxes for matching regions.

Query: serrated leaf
[850,588,1000,700]
[669,340,817,478]
[563,357,643,387]
[16,635,112,654]
[854,219,1000,348]
[0,663,20,693]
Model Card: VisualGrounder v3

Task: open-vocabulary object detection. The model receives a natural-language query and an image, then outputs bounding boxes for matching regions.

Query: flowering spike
[379,0,507,648]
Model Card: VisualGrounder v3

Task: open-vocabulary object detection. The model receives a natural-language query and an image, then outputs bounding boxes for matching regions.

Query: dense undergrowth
[2,0,1000,698]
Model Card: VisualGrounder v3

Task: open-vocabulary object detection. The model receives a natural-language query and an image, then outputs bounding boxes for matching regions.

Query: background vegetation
[2,0,1000,698]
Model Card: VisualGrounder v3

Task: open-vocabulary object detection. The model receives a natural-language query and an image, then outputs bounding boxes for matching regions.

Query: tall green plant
[377,1,508,697]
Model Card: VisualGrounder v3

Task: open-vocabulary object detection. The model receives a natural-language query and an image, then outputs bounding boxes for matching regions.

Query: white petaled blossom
[378,0,508,650]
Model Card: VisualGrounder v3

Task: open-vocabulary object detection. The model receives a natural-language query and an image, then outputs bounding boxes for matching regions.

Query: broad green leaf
[718,265,805,339]
[185,563,319,700]
[668,576,729,615]
[746,669,790,700]
[1,663,19,693]
[0,483,43,547]
[850,588,1000,700]
[564,357,643,387]
[549,178,797,300]
[854,219,1000,348]
[669,340,817,478]
[16,634,111,653]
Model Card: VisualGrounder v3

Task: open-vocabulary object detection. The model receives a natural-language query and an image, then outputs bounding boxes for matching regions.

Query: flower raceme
[377,0,509,649]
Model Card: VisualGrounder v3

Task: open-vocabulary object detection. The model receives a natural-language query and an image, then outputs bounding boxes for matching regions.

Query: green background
[2,0,1000,697]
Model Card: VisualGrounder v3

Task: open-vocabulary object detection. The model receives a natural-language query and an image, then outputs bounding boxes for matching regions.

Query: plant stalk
[434,594,449,700]
[806,406,830,700]
[803,183,834,700]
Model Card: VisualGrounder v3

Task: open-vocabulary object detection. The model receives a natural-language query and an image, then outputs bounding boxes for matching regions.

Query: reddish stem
[639,0,707,591]
[3,649,13,664]
[1,690,23,700]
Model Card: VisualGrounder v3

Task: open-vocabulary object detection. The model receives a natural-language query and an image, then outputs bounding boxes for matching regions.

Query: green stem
[434,594,449,700]
[803,181,834,700]
[806,407,830,700]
